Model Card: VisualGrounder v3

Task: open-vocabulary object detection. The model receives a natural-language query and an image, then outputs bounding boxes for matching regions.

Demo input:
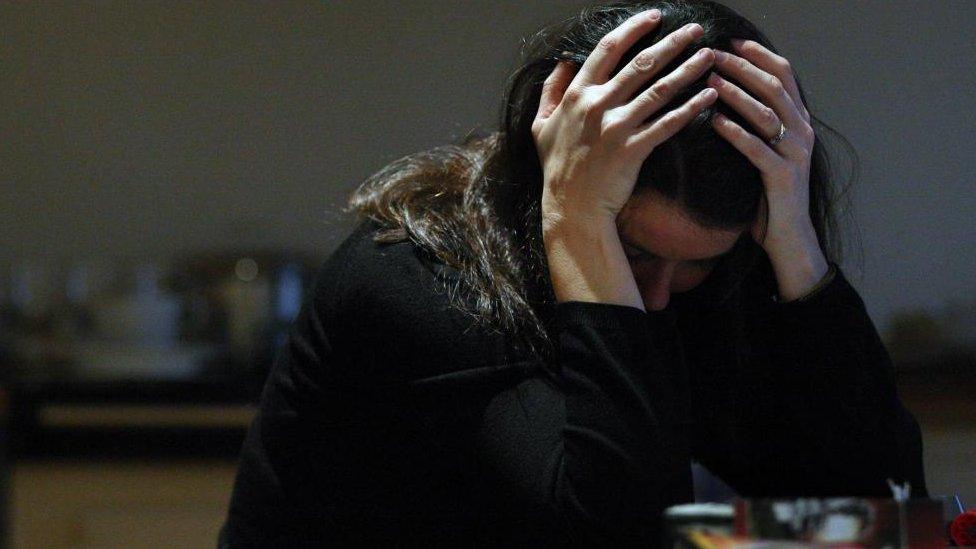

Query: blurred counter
[0,364,263,548]
[4,361,264,461]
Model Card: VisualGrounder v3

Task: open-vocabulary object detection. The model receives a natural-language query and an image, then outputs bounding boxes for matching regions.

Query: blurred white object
[89,262,180,345]
[9,259,58,322]
[219,259,271,362]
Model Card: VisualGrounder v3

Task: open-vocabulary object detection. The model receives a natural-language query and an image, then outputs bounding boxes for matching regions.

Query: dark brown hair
[345,0,860,365]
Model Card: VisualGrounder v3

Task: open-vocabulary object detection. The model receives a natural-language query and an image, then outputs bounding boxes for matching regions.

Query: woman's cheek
[671,268,711,293]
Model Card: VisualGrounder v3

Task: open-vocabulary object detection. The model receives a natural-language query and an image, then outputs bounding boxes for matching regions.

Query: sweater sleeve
[692,263,928,500]
[475,301,693,547]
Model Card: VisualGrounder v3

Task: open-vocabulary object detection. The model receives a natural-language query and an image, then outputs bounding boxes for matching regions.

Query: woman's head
[347,0,857,361]
[509,1,768,229]
[501,0,851,300]
[617,188,745,311]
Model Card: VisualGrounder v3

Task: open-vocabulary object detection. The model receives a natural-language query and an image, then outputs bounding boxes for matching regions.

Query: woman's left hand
[706,38,829,301]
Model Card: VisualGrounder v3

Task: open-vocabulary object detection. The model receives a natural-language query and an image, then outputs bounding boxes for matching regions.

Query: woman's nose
[642,262,676,312]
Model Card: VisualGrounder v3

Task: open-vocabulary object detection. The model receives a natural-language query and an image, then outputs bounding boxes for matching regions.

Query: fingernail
[714,50,728,63]
[648,8,661,20]
[730,38,745,49]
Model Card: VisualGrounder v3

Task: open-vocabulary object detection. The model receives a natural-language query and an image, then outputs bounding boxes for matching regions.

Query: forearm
[767,269,928,496]
[543,216,644,311]
[479,300,693,545]
[765,223,830,302]
[692,268,928,500]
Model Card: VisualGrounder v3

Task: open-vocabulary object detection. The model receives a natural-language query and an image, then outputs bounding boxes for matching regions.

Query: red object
[950,509,976,546]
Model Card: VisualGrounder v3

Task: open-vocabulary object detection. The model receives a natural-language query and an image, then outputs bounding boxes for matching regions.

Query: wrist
[542,214,613,240]
[542,215,644,311]
[774,263,837,303]
[770,247,830,302]
[763,223,830,302]
[541,203,617,238]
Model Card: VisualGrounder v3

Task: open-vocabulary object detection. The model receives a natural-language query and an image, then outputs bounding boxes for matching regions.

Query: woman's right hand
[533,10,717,231]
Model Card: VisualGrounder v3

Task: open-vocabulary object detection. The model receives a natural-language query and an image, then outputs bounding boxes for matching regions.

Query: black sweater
[218,217,927,547]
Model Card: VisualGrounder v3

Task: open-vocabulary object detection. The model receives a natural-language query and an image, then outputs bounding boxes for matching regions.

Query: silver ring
[768,123,787,147]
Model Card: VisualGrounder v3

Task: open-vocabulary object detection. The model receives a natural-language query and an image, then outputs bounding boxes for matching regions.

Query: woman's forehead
[618,191,744,261]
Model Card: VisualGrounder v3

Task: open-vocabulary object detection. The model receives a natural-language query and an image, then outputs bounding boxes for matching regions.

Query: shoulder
[306,217,525,385]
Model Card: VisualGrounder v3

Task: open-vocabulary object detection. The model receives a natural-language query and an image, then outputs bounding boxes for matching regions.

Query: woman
[219,1,928,546]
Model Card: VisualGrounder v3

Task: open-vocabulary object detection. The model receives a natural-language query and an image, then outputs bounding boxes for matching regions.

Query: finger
[706,72,806,160]
[536,60,578,121]
[575,9,662,87]
[606,22,708,104]
[622,46,714,126]
[710,112,786,175]
[712,49,805,131]
[731,38,810,123]
[631,87,717,153]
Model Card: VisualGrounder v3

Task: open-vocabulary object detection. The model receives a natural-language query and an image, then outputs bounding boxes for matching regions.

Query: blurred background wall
[2,0,974,333]
[1,1,973,547]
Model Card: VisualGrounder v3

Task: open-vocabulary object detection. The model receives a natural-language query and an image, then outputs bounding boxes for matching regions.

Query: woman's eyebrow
[620,236,736,262]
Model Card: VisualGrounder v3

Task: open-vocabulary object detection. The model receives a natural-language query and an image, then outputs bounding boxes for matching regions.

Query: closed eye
[624,244,721,270]
[623,246,650,262]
